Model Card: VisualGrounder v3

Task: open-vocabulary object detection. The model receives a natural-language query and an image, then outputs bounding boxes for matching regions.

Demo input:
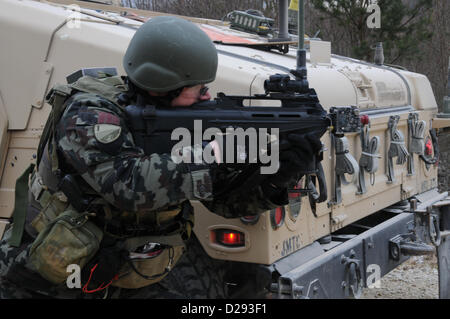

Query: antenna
[291,0,308,92]
[265,0,309,94]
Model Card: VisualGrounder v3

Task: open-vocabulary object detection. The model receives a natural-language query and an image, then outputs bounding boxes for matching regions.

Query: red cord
[82,263,118,294]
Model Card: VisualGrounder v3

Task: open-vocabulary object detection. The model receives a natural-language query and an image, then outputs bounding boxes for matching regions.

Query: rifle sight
[264,73,308,94]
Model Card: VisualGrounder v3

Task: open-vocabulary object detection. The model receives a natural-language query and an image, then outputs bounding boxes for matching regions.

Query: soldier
[0,16,320,298]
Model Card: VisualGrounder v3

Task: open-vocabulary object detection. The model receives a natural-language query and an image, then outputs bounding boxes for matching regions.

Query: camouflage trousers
[0,227,183,299]
[0,228,39,298]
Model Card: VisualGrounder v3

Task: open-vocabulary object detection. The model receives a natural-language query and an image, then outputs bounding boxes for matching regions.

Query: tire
[160,234,228,299]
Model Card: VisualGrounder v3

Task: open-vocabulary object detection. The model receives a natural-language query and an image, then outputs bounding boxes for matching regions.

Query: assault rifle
[126,73,361,155]
[125,73,362,202]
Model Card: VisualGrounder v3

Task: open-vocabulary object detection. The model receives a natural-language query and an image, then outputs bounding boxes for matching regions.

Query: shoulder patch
[94,124,122,144]
[98,111,120,125]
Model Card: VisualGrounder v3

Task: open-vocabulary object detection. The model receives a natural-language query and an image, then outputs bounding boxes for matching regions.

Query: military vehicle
[0,0,449,299]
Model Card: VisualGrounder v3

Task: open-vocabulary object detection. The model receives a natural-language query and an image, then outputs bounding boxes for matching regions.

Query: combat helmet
[123,16,218,92]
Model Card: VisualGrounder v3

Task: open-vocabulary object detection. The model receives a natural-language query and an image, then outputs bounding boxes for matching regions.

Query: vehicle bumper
[268,189,449,299]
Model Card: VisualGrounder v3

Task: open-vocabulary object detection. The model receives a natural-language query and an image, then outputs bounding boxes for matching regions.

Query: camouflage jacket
[55,86,284,218]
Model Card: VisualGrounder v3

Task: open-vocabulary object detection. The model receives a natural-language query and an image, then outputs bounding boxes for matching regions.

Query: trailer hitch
[389,233,434,261]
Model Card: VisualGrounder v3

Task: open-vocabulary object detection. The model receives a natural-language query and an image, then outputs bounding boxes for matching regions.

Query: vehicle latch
[341,250,363,299]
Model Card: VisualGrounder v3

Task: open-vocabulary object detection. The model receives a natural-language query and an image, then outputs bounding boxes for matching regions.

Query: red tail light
[212,229,245,247]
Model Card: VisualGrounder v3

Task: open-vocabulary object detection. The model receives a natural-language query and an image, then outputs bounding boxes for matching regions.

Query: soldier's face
[171,84,211,107]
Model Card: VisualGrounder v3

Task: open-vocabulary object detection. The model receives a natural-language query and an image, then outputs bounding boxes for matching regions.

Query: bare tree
[121,0,279,20]
[405,0,449,112]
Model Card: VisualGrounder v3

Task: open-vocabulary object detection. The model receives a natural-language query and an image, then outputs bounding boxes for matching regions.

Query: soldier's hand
[266,132,322,188]
[285,132,322,173]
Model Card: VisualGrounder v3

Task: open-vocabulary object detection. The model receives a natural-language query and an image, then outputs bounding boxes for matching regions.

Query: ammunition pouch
[111,202,193,289]
[28,209,103,284]
[112,236,185,289]
[80,226,187,291]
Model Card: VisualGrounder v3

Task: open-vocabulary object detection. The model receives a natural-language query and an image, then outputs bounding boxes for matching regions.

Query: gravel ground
[361,253,439,299]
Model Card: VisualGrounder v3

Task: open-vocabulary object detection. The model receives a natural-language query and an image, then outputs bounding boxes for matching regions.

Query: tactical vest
[9,75,191,290]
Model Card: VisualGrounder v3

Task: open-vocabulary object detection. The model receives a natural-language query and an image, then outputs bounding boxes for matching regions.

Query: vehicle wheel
[160,234,228,298]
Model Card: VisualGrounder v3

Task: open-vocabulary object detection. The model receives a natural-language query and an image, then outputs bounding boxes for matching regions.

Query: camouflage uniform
[0,79,283,299]
[56,91,208,213]
[55,89,279,217]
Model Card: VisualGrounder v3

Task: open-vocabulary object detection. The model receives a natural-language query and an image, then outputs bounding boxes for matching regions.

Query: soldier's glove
[265,132,322,189]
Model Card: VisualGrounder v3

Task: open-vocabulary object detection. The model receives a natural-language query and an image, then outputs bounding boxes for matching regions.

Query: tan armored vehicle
[0,0,449,298]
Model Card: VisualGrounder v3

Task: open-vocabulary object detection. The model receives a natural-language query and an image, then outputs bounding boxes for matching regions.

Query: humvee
[0,0,449,299]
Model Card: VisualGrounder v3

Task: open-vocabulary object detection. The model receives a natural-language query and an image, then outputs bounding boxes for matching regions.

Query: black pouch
[81,242,128,291]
